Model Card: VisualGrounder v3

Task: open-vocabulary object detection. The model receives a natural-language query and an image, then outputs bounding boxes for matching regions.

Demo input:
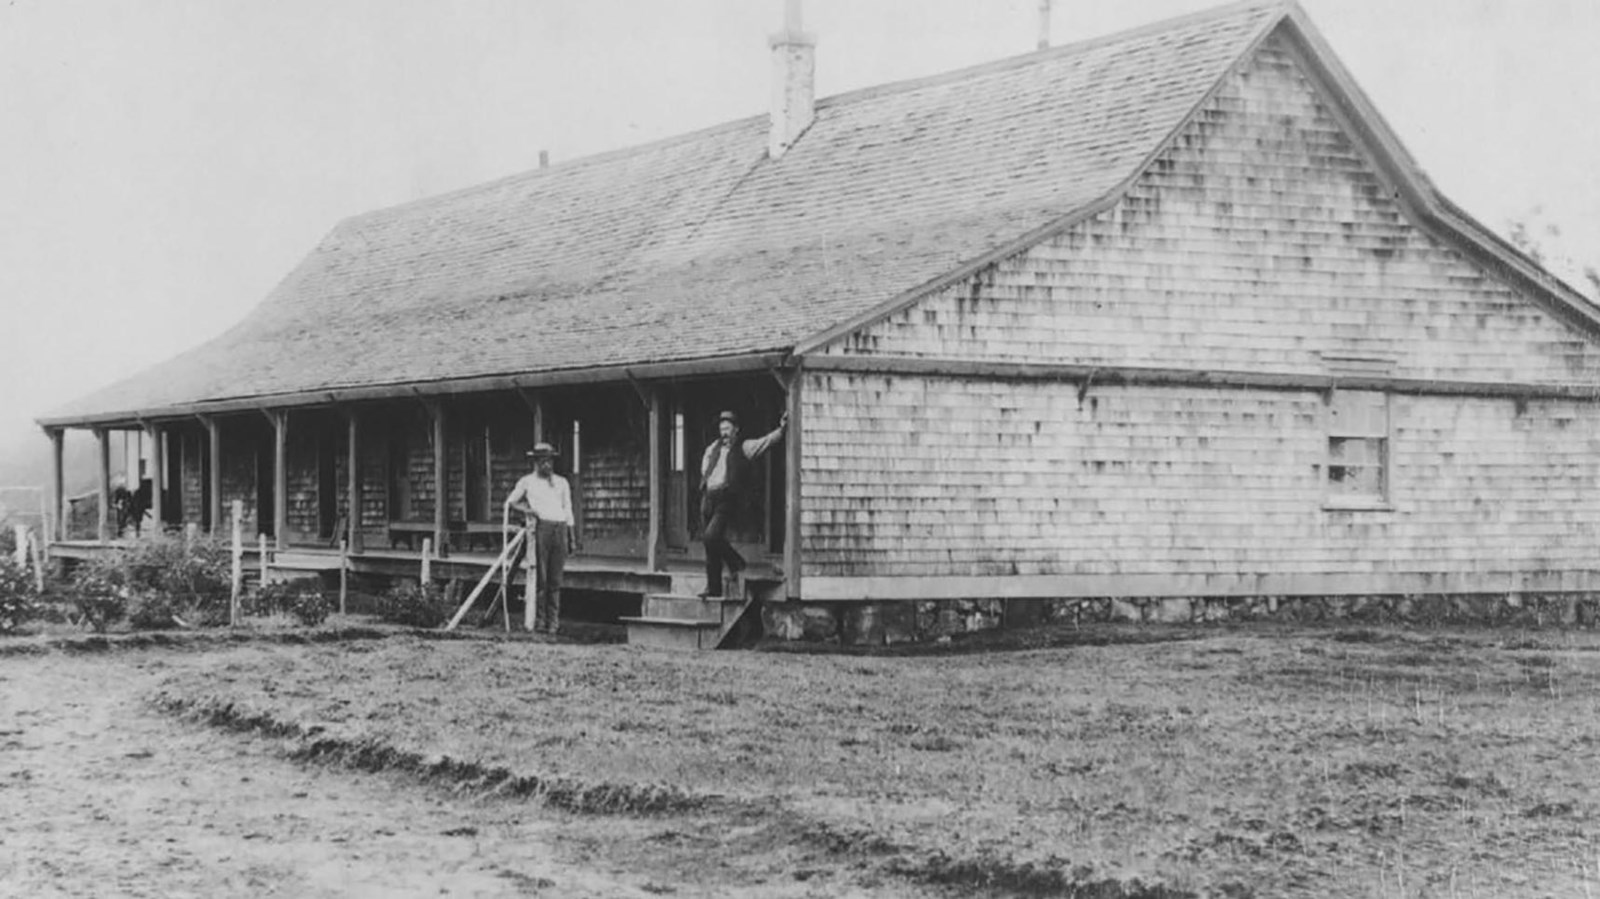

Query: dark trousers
[701,491,744,596]
[507,521,568,632]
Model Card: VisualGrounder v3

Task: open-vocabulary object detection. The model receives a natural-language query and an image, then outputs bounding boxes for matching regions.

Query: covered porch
[42,355,803,602]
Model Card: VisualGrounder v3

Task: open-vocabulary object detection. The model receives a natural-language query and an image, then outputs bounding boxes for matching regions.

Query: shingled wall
[801,38,1600,595]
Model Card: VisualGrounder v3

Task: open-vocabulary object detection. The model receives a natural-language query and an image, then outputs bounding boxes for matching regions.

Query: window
[571,419,582,473]
[670,412,685,473]
[1326,389,1389,507]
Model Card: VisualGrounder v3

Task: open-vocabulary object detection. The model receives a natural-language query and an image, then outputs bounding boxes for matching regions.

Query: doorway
[317,430,339,540]
[255,435,274,538]
[658,376,787,560]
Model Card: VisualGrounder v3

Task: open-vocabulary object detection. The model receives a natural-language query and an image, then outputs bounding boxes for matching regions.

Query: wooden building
[39,1,1600,642]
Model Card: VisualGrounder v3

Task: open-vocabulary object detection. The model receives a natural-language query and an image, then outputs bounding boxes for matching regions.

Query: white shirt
[507,472,574,525]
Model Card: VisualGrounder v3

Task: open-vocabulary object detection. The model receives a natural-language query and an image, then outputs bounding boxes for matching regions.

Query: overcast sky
[2,0,1597,453]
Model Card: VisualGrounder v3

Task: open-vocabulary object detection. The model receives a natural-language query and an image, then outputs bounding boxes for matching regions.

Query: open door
[255,435,275,538]
[317,430,339,540]
[665,403,689,549]
[162,431,183,528]
[660,377,787,562]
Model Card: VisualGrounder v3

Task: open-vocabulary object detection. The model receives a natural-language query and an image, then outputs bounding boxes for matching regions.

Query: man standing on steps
[504,442,575,634]
[699,409,787,598]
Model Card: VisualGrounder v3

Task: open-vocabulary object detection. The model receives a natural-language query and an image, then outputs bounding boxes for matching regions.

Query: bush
[68,570,128,633]
[69,534,233,631]
[379,580,454,629]
[248,578,331,627]
[0,557,37,635]
[119,534,233,611]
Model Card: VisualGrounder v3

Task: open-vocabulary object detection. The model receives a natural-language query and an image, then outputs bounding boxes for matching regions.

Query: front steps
[623,594,739,650]
[622,575,781,650]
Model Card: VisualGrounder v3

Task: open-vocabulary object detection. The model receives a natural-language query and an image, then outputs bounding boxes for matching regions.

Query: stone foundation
[761,593,1600,646]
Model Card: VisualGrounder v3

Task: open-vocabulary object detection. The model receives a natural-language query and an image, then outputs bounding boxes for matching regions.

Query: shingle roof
[45,0,1288,424]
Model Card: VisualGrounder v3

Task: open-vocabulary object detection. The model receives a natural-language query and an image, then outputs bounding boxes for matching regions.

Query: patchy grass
[153,624,1600,897]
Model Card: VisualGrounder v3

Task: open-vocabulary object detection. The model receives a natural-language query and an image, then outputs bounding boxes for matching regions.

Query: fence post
[28,530,45,593]
[12,525,25,569]
[185,522,198,550]
[230,500,243,626]
[420,538,432,585]
[258,534,269,587]
[339,538,348,616]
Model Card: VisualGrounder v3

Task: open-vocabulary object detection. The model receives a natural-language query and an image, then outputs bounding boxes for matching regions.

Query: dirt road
[0,645,917,899]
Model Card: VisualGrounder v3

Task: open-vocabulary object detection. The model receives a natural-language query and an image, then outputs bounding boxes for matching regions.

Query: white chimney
[768,0,816,159]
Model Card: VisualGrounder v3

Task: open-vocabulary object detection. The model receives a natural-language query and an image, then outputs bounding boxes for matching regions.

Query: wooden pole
[203,416,222,536]
[443,528,524,630]
[1037,0,1051,50]
[29,530,45,594]
[784,366,803,598]
[272,412,288,550]
[647,387,662,572]
[420,537,432,585]
[347,410,364,553]
[95,428,110,542]
[430,403,448,558]
[258,533,269,588]
[230,499,243,625]
[49,428,64,542]
[12,525,25,568]
[147,423,164,531]
[185,522,198,550]
[338,538,348,616]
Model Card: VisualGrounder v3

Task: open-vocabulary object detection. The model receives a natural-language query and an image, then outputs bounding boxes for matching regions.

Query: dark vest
[705,439,753,498]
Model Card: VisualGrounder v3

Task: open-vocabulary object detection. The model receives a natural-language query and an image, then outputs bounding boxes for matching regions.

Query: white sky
[1,0,1597,451]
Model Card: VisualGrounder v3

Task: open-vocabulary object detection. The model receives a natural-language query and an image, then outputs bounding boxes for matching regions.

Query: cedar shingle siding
[802,39,1600,589]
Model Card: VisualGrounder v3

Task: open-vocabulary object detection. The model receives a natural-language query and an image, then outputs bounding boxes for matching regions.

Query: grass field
[149,623,1600,897]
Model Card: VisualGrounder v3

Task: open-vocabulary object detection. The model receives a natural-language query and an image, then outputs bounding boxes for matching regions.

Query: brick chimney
[768,0,816,159]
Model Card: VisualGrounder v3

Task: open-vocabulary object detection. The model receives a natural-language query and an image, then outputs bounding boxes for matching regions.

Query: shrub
[379,580,454,629]
[0,557,37,635]
[249,578,331,627]
[119,534,232,612]
[69,534,232,631]
[68,569,128,633]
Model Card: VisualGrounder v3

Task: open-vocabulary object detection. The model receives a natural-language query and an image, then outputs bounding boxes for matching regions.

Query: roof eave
[35,351,793,430]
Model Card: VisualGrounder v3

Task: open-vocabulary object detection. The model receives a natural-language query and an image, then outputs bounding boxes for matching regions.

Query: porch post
[48,428,64,542]
[647,387,662,571]
[146,422,164,530]
[347,410,364,553]
[271,411,288,549]
[202,416,222,535]
[430,401,448,557]
[784,365,803,598]
[95,428,110,542]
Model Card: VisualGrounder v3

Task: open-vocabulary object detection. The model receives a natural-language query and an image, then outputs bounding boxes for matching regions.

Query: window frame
[1323,388,1393,512]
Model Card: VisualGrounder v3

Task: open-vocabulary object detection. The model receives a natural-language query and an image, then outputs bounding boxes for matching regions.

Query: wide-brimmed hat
[718,410,739,425]
[526,441,559,457]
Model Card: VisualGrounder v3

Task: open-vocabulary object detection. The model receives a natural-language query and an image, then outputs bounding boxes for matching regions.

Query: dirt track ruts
[0,648,687,898]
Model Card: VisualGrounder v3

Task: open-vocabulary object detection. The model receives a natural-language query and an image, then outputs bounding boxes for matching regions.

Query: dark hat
[718,410,739,425]
[526,441,558,457]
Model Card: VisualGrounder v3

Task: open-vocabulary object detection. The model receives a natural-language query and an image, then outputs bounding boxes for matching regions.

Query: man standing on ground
[504,442,575,634]
[699,409,787,598]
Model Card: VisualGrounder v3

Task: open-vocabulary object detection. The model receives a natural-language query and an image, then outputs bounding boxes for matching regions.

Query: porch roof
[42,1,1287,427]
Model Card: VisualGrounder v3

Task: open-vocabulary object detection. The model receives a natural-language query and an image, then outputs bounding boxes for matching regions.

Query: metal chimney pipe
[1038,0,1052,50]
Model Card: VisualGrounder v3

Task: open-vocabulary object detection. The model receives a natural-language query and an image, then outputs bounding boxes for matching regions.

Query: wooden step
[641,592,740,623]
[620,616,722,651]
[270,552,344,572]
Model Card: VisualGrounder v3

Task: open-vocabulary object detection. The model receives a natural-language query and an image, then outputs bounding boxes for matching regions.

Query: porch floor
[48,539,781,599]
